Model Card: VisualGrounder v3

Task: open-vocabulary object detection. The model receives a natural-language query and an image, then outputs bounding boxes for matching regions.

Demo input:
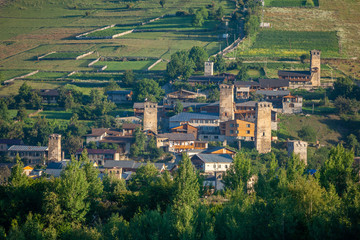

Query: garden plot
[92,60,156,71]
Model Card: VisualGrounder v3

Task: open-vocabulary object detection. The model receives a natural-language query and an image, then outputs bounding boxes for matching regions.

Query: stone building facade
[48,134,62,162]
[219,84,234,122]
[287,140,308,165]
[255,102,272,153]
[143,102,158,134]
[204,61,214,76]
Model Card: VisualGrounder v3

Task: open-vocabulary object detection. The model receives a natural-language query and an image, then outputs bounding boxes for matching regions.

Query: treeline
[0,145,360,239]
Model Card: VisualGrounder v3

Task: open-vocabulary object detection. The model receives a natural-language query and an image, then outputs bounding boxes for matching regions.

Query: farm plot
[93,60,156,71]
[0,80,68,97]
[25,71,68,80]
[264,0,319,7]
[68,72,123,81]
[85,26,134,38]
[236,30,339,58]
[39,52,82,60]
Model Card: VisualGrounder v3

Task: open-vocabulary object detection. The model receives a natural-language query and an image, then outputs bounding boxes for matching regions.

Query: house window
[225,165,228,168]
[203,136,208,139]
[213,164,216,168]
[246,130,250,134]
[214,136,219,139]
[246,124,250,127]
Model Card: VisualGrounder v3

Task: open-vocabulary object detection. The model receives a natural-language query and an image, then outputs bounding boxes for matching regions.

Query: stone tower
[204,61,214,76]
[255,102,272,154]
[310,50,321,87]
[287,140,308,165]
[48,134,62,162]
[219,84,234,122]
[143,102,158,134]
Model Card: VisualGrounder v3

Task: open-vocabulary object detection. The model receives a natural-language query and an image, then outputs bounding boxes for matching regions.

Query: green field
[40,52,82,60]
[235,30,339,58]
[68,72,123,81]
[93,60,156,71]
[265,0,319,7]
[26,71,68,80]
[86,26,134,38]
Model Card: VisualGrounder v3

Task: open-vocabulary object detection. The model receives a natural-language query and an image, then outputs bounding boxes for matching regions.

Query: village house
[258,78,289,90]
[169,112,220,128]
[8,145,48,164]
[107,90,133,104]
[255,90,290,108]
[234,81,260,100]
[171,123,198,139]
[122,123,141,136]
[282,94,303,114]
[191,154,233,174]
[201,146,237,158]
[37,89,60,104]
[187,75,226,86]
[45,161,69,177]
[156,133,197,153]
[163,89,206,105]
[76,148,122,166]
[220,119,255,141]
[0,139,23,152]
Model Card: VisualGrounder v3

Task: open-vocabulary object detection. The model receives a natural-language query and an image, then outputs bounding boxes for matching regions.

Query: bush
[298,126,316,142]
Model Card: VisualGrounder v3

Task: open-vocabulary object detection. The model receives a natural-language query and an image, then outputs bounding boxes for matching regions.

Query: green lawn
[39,110,73,120]
[0,80,67,96]
[236,30,340,59]
[93,60,156,71]
[40,52,82,60]
[265,0,319,7]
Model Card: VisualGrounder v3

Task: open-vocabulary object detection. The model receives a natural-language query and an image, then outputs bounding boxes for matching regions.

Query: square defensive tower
[204,61,214,76]
[219,84,234,122]
[255,102,272,154]
[143,102,158,134]
[310,50,321,87]
[48,134,62,162]
[287,140,308,165]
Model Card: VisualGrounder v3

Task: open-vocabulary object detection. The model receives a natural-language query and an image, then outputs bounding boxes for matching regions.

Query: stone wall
[287,140,308,165]
[219,84,234,122]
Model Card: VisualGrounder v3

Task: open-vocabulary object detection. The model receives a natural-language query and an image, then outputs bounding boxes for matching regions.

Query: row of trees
[1,144,359,239]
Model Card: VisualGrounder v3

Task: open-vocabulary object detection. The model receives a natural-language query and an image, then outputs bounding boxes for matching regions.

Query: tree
[189,46,208,71]
[174,100,183,114]
[244,15,260,36]
[298,125,316,142]
[214,54,226,73]
[64,134,83,155]
[346,134,360,156]
[192,11,204,27]
[104,79,120,93]
[305,0,315,7]
[8,155,29,187]
[57,156,89,223]
[159,0,166,8]
[331,77,355,99]
[128,163,158,192]
[215,6,224,20]
[123,70,134,87]
[320,144,354,196]
[0,99,10,121]
[286,153,306,182]
[134,79,164,102]
[81,149,103,199]
[236,66,249,81]
[167,50,195,80]
[172,153,200,238]
[102,214,129,240]
[16,108,27,121]
[207,88,220,102]
[223,152,252,191]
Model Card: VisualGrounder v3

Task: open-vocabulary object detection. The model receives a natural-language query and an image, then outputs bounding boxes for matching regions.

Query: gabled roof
[122,123,140,130]
[170,112,219,122]
[0,139,23,145]
[234,81,260,87]
[100,136,135,143]
[76,149,118,155]
[106,90,132,95]
[256,90,290,97]
[235,101,257,107]
[278,70,311,78]
[195,154,233,163]
[38,89,60,97]
[47,161,68,169]
[188,75,226,82]
[202,147,237,154]
[157,133,196,141]
[259,78,289,88]
[8,145,48,152]
[87,128,109,137]
[167,89,199,97]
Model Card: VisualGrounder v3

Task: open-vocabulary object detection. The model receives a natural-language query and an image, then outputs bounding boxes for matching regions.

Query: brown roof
[87,128,109,137]
[157,133,196,141]
[38,89,60,97]
[122,123,140,130]
[259,78,289,88]
[278,70,311,79]
[76,149,118,155]
[100,136,135,143]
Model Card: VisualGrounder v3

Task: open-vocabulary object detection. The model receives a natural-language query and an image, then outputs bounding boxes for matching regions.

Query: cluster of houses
[1,50,324,190]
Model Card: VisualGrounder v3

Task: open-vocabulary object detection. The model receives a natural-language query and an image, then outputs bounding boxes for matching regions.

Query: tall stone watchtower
[143,102,158,134]
[219,84,234,122]
[287,140,308,165]
[204,61,214,76]
[48,134,62,162]
[310,50,321,87]
[255,102,272,154]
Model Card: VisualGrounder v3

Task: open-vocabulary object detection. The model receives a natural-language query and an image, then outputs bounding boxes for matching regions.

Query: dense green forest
[0,145,359,239]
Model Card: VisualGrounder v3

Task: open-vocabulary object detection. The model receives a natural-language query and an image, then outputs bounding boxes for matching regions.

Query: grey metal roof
[157,133,196,141]
[234,81,260,87]
[47,161,68,169]
[278,70,311,77]
[195,154,233,163]
[8,145,48,152]
[256,90,290,97]
[235,101,257,107]
[170,112,219,122]
[259,78,289,88]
